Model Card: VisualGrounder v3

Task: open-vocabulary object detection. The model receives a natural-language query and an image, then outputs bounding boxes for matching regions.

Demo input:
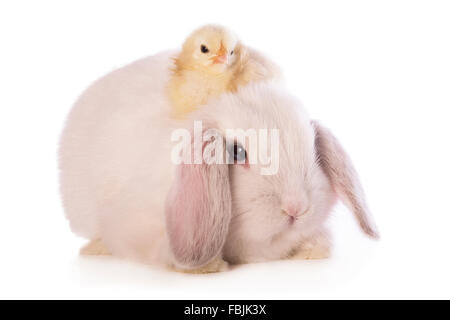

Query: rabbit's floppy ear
[312,121,379,239]
[165,128,232,268]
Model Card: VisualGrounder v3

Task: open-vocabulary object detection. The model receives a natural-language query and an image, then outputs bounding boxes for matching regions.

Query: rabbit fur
[59,51,378,272]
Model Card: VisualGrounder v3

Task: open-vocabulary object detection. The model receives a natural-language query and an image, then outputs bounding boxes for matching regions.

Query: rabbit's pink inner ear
[165,135,231,269]
[312,121,379,239]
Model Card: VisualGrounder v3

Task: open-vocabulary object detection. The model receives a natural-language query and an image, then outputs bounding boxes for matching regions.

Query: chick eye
[228,142,247,163]
[200,45,209,53]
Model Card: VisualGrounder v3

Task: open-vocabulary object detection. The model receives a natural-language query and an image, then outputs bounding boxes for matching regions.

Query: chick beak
[212,43,228,65]
[213,54,228,64]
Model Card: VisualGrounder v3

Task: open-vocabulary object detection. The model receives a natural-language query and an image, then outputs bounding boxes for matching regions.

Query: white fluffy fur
[59,51,377,271]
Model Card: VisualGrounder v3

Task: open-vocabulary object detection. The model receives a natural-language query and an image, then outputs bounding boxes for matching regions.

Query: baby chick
[168,24,281,118]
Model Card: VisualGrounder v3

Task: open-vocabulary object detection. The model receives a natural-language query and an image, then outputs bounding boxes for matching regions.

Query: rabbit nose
[281,203,301,217]
[281,197,309,218]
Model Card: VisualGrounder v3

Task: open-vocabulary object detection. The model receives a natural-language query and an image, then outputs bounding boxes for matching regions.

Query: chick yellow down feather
[168,25,281,118]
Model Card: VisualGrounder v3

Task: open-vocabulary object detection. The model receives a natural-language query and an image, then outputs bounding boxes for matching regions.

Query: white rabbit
[59,52,378,273]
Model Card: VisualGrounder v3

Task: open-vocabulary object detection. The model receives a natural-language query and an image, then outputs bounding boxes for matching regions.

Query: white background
[0,0,449,299]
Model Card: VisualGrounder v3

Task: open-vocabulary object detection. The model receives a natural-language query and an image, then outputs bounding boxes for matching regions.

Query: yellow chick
[168,24,281,118]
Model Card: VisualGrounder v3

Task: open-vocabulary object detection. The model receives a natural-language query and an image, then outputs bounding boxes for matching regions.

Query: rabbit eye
[228,142,247,163]
[200,45,209,53]
[230,50,234,55]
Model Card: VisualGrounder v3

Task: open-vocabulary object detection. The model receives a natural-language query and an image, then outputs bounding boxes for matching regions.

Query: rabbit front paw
[291,231,331,260]
[174,256,229,274]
